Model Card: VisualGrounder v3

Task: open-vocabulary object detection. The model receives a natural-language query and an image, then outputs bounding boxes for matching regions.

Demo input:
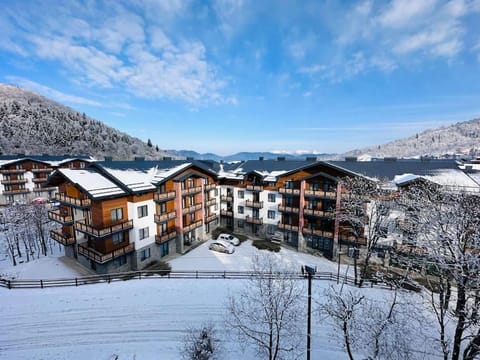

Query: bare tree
[226,254,304,360]
[339,176,396,287]
[181,322,220,360]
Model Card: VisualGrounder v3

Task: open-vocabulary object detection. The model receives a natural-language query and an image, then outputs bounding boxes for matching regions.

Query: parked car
[217,233,240,246]
[209,240,235,254]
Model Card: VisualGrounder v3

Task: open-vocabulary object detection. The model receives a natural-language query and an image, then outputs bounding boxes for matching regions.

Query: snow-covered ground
[0,240,438,359]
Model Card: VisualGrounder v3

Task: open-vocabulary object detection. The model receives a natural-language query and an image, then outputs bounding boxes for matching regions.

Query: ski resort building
[2,154,479,274]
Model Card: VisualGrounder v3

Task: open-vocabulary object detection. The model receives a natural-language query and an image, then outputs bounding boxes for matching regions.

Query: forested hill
[344,118,480,159]
[0,84,176,160]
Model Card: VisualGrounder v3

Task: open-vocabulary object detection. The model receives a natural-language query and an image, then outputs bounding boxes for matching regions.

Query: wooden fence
[0,270,394,290]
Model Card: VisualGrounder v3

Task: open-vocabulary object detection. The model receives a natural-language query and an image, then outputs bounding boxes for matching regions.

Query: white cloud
[379,0,437,28]
[5,77,102,106]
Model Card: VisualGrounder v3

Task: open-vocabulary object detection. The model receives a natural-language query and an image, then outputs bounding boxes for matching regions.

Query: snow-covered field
[0,240,437,359]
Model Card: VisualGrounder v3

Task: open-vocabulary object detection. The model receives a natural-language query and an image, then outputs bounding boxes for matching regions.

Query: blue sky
[1,0,480,155]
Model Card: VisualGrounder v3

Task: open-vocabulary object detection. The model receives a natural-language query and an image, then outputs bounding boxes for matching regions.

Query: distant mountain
[0,84,177,160]
[344,118,480,160]
[168,150,336,162]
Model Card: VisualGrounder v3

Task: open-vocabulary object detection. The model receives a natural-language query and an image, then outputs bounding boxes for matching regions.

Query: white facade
[127,199,156,250]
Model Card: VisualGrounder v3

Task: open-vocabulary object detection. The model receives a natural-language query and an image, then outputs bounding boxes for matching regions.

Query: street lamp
[303,264,317,360]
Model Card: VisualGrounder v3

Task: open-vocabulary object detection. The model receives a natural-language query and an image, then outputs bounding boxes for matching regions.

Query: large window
[268,210,276,219]
[238,190,244,199]
[238,205,244,214]
[268,193,276,202]
[137,205,148,218]
[139,227,149,240]
[140,248,151,261]
[113,255,127,267]
[112,232,124,244]
[111,208,123,222]
[160,242,169,257]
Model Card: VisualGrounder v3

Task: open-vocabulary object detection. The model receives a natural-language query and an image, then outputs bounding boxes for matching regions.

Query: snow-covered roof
[394,170,480,192]
[56,169,125,198]
[151,163,192,184]
[100,167,157,193]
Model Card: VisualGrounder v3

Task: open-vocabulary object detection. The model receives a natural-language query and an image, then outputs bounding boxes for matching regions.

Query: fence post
[75,278,78,287]
[8,280,11,289]
[107,275,110,284]
[138,272,141,280]
[40,280,43,289]
[196,271,198,279]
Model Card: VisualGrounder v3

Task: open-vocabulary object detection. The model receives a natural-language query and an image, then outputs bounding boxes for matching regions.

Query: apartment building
[46,160,219,274]
[0,155,91,205]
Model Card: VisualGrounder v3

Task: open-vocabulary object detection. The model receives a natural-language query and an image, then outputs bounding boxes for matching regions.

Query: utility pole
[304,265,316,360]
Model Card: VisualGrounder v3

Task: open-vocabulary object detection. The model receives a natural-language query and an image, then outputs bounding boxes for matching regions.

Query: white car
[217,233,240,246]
[209,240,235,254]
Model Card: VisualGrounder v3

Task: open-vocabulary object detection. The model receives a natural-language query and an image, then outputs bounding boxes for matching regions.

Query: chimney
[306,156,317,161]
[186,157,194,161]
[259,156,264,161]
[345,157,357,162]
[277,156,286,161]
[134,156,145,161]
[104,156,113,162]
[163,156,172,160]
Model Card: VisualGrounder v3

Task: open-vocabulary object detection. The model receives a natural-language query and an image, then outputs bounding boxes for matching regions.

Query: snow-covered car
[217,233,240,246]
[209,240,235,254]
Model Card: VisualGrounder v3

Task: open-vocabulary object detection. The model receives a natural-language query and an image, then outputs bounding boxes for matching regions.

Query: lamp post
[304,265,317,360]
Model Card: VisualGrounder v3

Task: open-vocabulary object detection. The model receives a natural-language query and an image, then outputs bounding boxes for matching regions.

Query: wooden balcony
[277,222,299,232]
[1,179,27,185]
[245,216,263,225]
[55,193,91,208]
[183,220,203,232]
[220,195,233,202]
[182,203,202,215]
[3,189,30,195]
[279,188,300,195]
[31,168,54,173]
[204,183,216,191]
[245,200,263,208]
[75,219,133,238]
[48,210,74,225]
[0,169,26,174]
[303,208,335,218]
[154,190,176,202]
[246,185,263,192]
[205,198,216,207]
[155,230,177,244]
[32,177,48,183]
[220,209,233,217]
[302,227,334,239]
[34,186,57,192]
[182,186,202,196]
[50,229,75,246]
[205,213,218,223]
[77,242,134,264]
[304,189,337,199]
[278,205,299,213]
[154,211,177,224]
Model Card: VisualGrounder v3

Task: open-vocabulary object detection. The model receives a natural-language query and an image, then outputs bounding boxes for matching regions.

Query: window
[268,210,276,219]
[159,202,167,213]
[139,227,149,240]
[111,208,123,222]
[15,164,23,170]
[137,205,148,218]
[238,206,244,214]
[113,255,127,267]
[32,163,38,169]
[112,232,124,244]
[160,242,169,257]
[140,248,151,261]
[80,162,85,168]
[214,189,218,196]
[238,190,244,199]
[268,193,276,202]
[285,180,294,189]
[237,220,244,228]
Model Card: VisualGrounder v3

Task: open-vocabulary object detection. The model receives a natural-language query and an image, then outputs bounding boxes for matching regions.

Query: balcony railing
[204,183,216,191]
[277,222,299,231]
[220,195,233,202]
[31,168,54,173]
[75,219,133,238]
[50,229,75,246]
[154,211,177,224]
[34,186,57,192]
[246,185,263,192]
[278,205,299,213]
[302,227,334,239]
[155,230,177,244]
[245,200,263,208]
[303,208,335,218]
[304,189,337,199]
[182,203,202,215]
[182,186,202,196]
[205,214,218,223]
[1,179,27,185]
[279,188,300,195]
[55,193,91,208]
[32,177,48,183]
[0,169,26,174]
[245,216,263,225]
[220,209,233,217]
[184,220,203,232]
[3,189,30,195]
[48,210,74,225]
[205,198,216,207]
[77,243,134,264]
[154,190,176,202]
